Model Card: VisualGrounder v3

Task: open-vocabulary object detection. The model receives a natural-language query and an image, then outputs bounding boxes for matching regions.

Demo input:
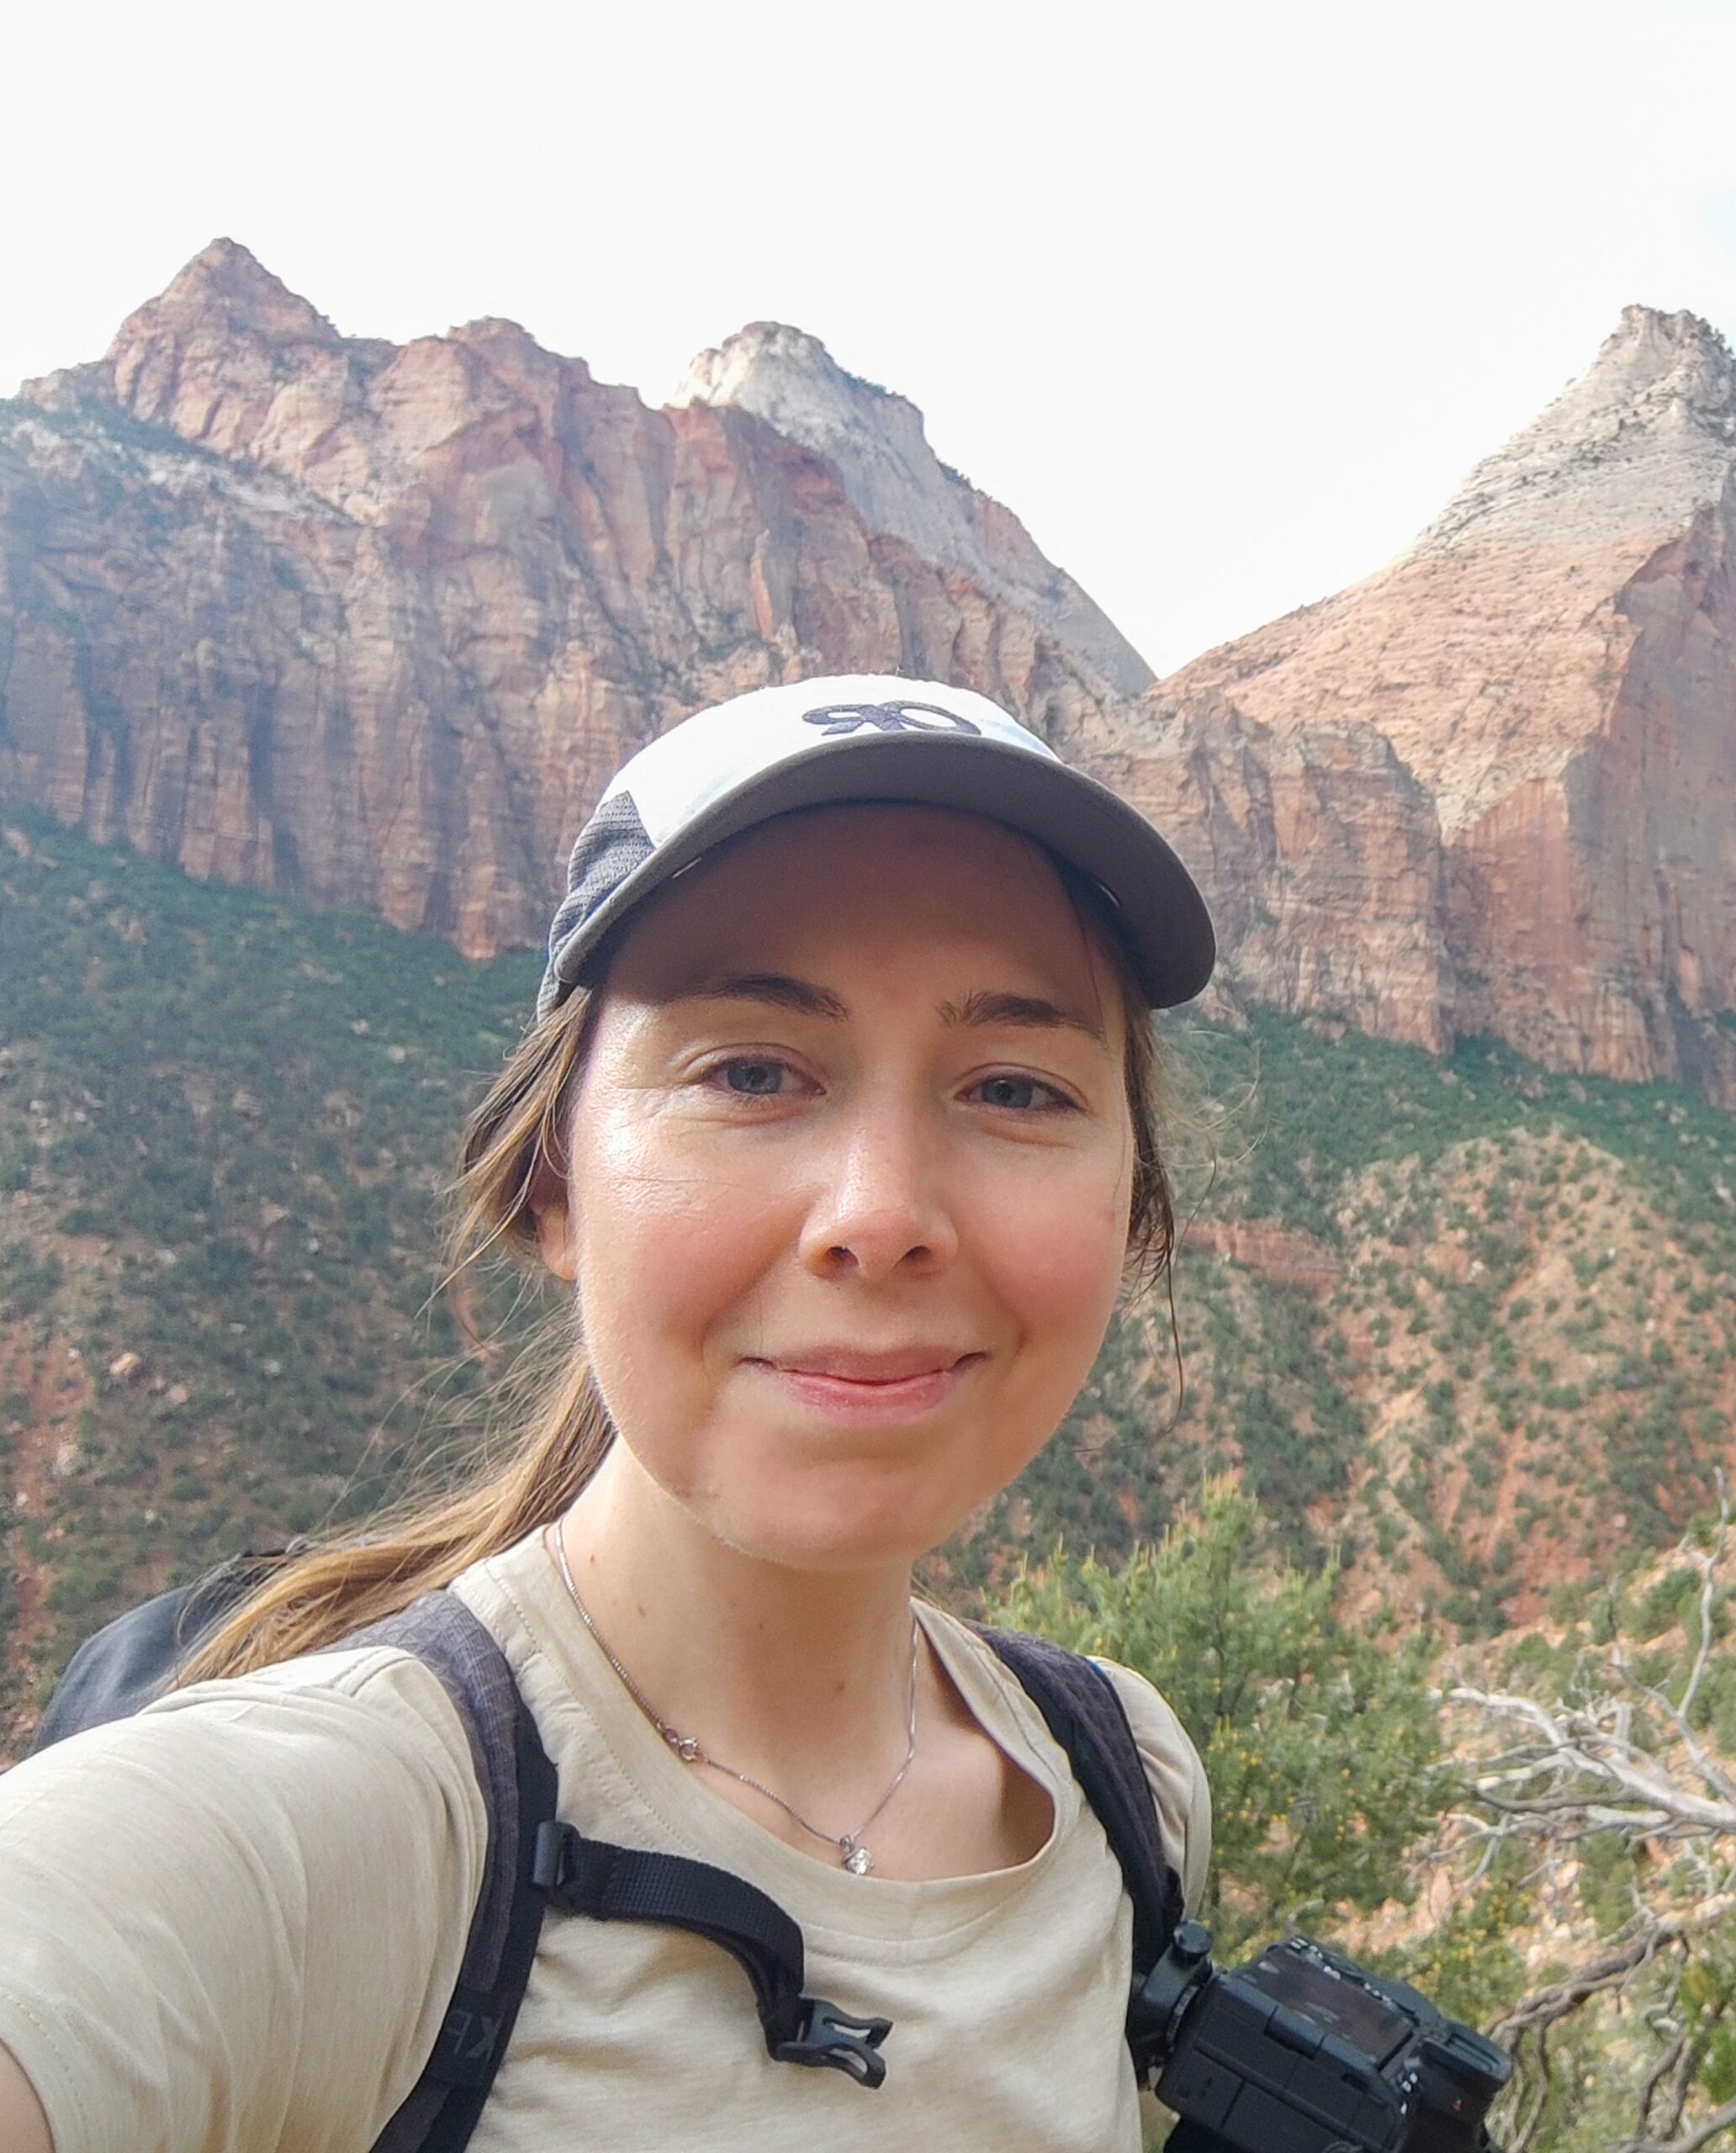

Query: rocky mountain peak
[1155,297,1736,1103]
[22,237,346,447]
[675,320,923,456]
[147,237,341,349]
[13,257,1736,1108]
[1413,303,1736,559]
[674,321,1154,697]
[1586,304,1735,413]
[1,245,1147,968]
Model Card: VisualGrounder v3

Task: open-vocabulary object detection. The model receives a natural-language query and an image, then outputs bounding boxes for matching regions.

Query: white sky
[6,0,1736,674]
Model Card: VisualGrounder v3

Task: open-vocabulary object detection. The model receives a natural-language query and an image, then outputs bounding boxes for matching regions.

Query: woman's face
[536,802,1137,1571]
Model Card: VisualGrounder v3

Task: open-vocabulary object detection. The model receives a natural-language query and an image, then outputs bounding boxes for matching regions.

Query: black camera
[1130,1922,1510,2153]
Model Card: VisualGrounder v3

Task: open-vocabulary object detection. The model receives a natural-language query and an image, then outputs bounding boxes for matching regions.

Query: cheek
[945,1153,1135,1503]
[562,1076,1138,1558]
[565,1108,788,1391]
[979,1152,1133,1341]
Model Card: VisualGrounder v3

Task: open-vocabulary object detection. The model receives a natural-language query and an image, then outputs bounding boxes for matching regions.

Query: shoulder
[1088,1656,1211,1917]
[916,1609,1212,1918]
[102,1639,477,1812]
[1,1637,490,1956]
[8,1637,484,1815]
[0,1642,490,2153]
[124,1640,492,1919]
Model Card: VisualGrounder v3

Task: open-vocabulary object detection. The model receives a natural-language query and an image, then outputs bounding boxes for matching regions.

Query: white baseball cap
[536,674,1215,1021]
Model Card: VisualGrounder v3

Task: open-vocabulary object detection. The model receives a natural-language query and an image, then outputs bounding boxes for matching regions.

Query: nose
[797,1094,960,1283]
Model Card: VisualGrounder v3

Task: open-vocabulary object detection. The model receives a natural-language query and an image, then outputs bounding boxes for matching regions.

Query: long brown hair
[178,864,1180,1684]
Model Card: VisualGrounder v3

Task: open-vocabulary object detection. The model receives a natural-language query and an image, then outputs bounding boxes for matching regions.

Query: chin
[706,1482,968,1574]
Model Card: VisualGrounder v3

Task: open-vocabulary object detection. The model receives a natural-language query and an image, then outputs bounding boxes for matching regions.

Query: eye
[969,1074,1078,1114]
[707,1057,811,1098]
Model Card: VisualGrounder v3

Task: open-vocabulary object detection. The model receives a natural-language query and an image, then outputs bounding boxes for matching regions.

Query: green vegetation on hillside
[993,1479,1441,1953]
[1193,1010,1736,1249]
[965,1012,1736,1623]
[0,806,548,1710]
[997,1481,1736,2153]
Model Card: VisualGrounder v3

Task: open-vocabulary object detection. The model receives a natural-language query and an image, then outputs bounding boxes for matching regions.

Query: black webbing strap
[976,1627,1185,1986]
[401,1689,563,2150]
[341,1595,564,2153]
[532,1819,891,2087]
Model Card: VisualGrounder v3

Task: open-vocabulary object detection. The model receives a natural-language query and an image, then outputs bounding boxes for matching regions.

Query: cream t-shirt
[0,1528,1209,2153]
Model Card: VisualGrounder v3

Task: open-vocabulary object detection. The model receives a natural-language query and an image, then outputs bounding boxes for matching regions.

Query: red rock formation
[1,241,1135,955]
[1160,306,1736,1099]
[675,321,1154,698]
[1094,694,1455,1053]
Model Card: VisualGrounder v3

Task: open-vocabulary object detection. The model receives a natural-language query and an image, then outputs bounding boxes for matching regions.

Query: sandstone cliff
[1158,306,1736,1099]
[1,241,1134,958]
[5,252,1736,1107]
[674,322,1153,697]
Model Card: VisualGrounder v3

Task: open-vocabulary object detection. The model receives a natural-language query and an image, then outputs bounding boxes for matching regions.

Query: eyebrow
[940,987,1108,1046]
[681,971,849,1018]
[680,971,1106,1044]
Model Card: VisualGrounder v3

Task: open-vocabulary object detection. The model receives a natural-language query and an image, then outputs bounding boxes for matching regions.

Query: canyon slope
[3,251,1736,1103]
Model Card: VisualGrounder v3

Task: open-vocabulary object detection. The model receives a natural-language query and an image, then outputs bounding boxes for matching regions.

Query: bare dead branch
[1491,1918,1685,2044]
[1616,2089,1736,2153]
[1436,1479,1736,2152]
[1450,1684,1736,1838]
[1679,1472,1733,1733]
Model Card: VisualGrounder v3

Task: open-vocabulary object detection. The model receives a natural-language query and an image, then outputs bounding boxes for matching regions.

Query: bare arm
[0,2039,53,2153]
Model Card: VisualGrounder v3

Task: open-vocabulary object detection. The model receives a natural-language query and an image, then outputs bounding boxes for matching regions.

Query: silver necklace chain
[547,1523,918,1875]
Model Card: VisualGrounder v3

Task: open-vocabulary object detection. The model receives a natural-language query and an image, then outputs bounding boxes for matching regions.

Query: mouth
[760,1346,983,1383]
[744,1346,986,1421]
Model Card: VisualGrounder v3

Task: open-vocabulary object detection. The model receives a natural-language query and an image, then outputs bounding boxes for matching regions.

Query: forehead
[600,802,1125,1013]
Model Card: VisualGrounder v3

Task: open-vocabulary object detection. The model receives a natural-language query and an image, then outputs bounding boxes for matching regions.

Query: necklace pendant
[843,1842,873,1875]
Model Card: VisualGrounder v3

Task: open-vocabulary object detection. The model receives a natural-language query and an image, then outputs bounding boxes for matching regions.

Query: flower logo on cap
[802,701,982,737]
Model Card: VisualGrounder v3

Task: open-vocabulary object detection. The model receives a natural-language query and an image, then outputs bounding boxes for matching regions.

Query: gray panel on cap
[537,791,655,1019]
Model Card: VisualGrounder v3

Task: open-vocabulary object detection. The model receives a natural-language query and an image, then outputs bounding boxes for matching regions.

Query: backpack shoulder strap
[337,1590,560,2153]
[34,1568,558,2148]
[975,1626,1184,1983]
[40,1570,889,2124]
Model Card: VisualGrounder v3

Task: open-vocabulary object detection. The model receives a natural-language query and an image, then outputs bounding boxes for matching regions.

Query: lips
[754,1346,981,1383]
[744,1346,985,1426]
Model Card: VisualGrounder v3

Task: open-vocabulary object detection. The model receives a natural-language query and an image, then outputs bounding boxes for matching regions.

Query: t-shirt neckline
[470,1526,1074,1944]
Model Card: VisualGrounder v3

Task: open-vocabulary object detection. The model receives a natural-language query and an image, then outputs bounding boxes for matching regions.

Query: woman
[0,674,1216,2151]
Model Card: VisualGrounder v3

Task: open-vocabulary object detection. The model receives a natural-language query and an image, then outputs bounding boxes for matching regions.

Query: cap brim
[564,733,1215,1008]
